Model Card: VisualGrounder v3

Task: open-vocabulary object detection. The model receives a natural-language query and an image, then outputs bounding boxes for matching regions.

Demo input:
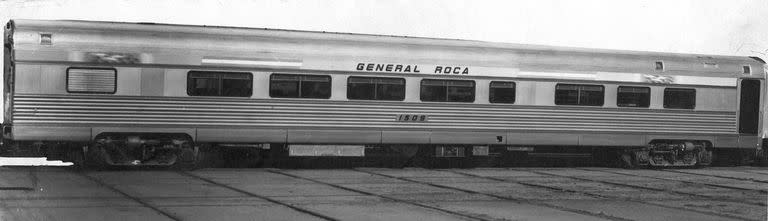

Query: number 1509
[396,114,428,122]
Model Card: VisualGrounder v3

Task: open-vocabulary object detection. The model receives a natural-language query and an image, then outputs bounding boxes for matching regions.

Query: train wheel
[696,149,713,167]
[173,144,223,170]
[171,146,197,170]
[84,144,108,170]
[410,145,441,168]
[618,148,647,169]
[619,152,636,169]
[756,148,768,166]
[64,147,85,168]
[388,145,420,168]
[64,148,85,167]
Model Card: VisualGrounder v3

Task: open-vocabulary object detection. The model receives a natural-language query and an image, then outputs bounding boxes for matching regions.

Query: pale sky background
[0,0,766,165]
[1,0,767,56]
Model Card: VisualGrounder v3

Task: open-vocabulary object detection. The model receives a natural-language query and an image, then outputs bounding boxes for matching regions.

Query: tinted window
[347,77,405,100]
[617,86,650,107]
[187,71,252,97]
[489,81,516,103]
[420,79,475,102]
[270,74,331,99]
[555,84,604,106]
[664,88,695,109]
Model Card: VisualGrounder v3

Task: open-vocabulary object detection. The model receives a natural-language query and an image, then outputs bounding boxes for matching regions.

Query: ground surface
[0,166,766,221]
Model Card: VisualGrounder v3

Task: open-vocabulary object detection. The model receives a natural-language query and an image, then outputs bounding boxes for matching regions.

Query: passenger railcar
[2,19,765,168]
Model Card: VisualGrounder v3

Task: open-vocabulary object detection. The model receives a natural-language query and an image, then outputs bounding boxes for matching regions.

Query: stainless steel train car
[2,19,765,168]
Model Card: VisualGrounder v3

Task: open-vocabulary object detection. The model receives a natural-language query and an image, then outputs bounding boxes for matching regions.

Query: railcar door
[738,79,761,135]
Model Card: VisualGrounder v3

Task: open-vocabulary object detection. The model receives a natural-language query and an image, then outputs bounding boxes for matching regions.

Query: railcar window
[420,79,475,102]
[270,74,331,99]
[555,84,604,106]
[187,71,252,97]
[489,81,516,103]
[66,68,117,94]
[617,86,650,107]
[347,76,405,100]
[663,88,696,109]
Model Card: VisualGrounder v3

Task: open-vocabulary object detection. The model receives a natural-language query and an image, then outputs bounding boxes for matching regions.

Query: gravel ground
[0,166,766,221]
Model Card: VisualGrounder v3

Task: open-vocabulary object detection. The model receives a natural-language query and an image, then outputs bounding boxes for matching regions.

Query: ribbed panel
[12,94,737,134]
[66,68,116,93]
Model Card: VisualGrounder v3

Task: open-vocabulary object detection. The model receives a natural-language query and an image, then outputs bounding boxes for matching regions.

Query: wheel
[171,146,197,170]
[404,145,435,168]
[84,144,108,170]
[620,151,640,169]
[173,144,223,170]
[387,145,420,168]
[696,149,713,167]
[63,147,85,169]
[755,149,768,166]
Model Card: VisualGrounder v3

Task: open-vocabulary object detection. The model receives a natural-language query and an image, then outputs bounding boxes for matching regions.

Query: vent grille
[67,68,117,93]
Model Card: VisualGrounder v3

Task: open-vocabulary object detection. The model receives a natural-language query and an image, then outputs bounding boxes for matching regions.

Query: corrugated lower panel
[12,94,737,134]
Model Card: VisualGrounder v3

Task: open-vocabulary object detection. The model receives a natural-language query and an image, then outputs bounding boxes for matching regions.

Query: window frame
[663,88,696,109]
[346,76,406,101]
[186,70,253,97]
[743,65,752,74]
[554,83,605,106]
[419,79,476,103]
[269,73,332,99]
[66,67,118,94]
[489,81,516,104]
[616,86,651,108]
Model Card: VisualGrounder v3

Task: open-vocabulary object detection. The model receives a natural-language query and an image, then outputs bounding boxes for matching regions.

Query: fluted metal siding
[12,94,736,134]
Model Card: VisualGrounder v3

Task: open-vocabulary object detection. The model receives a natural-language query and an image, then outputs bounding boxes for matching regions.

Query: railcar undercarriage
[619,140,714,168]
[0,136,760,169]
[201,142,726,169]
[85,133,197,169]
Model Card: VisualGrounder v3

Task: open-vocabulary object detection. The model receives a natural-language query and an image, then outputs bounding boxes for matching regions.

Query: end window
[187,71,253,97]
[663,88,695,109]
[67,67,117,94]
[555,84,604,106]
[617,86,650,108]
[270,74,331,99]
[489,81,516,103]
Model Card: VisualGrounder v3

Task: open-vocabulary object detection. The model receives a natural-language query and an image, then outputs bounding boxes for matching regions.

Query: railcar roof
[8,19,763,64]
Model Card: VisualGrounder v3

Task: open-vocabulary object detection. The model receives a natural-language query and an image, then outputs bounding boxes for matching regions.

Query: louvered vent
[67,68,116,93]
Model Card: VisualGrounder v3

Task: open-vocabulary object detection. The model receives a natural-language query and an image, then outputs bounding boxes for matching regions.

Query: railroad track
[74,171,182,221]
[524,168,764,221]
[3,166,764,221]
[583,168,768,194]
[352,168,631,221]
[177,171,339,221]
[661,169,768,184]
[73,169,338,221]
[538,168,766,207]
[266,169,493,221]
[448,168,761,221]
